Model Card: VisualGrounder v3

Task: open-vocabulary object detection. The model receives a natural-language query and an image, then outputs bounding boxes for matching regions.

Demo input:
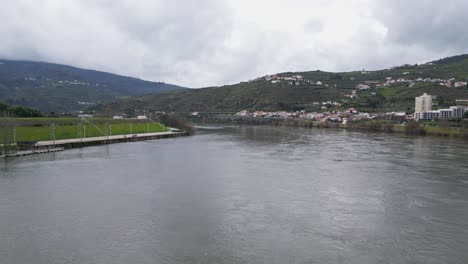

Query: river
[1,126,467,264]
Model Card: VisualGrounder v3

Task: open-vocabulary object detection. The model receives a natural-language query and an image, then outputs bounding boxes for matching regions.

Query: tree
[159,113,194,134]
[464,111,468,118]
[0,101,8,114]
[405,121,426,135]
[8,105,43,117]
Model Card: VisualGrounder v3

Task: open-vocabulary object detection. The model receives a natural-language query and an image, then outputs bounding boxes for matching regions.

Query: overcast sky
[1,0,467,88]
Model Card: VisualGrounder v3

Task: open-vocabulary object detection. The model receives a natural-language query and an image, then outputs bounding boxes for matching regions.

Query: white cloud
[0,0,467,87]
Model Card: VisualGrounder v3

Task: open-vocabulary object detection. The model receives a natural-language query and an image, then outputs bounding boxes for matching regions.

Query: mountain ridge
[100,54,468,114]
[0,59,187,113]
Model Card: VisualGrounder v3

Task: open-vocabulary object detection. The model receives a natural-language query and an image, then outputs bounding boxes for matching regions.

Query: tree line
[0,101,43,117]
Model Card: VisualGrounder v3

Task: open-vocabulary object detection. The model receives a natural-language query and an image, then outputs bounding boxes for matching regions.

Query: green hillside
[100,54,468,114]
[0,59,186,113]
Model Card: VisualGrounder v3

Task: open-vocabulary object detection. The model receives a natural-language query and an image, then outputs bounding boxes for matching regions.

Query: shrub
[405,121,426,135]
[160,113,195,135]
[382,122,394,133]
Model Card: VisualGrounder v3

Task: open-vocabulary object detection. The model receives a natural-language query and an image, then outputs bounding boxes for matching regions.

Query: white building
[450,106,466,118]
[136,115,148,120]
[356,84,371,90]
[415,93,433,114]
[438,109,453,119]
[415,105,466,121]
[415,111,439,121]
[237,110,249,116]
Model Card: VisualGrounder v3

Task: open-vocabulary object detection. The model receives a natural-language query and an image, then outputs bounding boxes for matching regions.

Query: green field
[0,118,168,143]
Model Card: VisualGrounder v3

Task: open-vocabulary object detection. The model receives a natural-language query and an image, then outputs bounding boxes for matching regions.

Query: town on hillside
[219,66,468,124]
[232,93,468,125]
[249,64,468,91]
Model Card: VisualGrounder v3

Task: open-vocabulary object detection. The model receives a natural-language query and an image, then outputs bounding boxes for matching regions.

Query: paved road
[34,131,179,147]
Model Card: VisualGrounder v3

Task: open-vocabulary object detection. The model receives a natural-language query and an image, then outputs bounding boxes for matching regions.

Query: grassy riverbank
[0,118,168,143]
[346,120,468,139]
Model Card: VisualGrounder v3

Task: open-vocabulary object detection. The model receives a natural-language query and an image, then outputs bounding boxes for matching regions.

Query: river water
[1,126,467,264]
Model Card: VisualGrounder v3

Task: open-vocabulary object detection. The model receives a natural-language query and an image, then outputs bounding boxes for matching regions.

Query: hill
[0,59,186,113]
[101,54,468,114]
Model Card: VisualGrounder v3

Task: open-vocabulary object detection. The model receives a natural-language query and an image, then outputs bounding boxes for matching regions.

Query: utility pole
[13,127,16,146]
[53,123,56,149]
[130,123,133,134]
[50,122,56,149]
[2,114,12,155]
[78,120,83,143]
[109,123,112,144]
[1,125,5,156]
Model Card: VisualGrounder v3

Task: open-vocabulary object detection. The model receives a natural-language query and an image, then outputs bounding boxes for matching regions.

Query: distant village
[246,69,468,104]
[24,77,106,89]
[250,72,468,90]
[234,93,468,124]
[231,69,468,124]
[235,108,377,124]
[75,67,468,123]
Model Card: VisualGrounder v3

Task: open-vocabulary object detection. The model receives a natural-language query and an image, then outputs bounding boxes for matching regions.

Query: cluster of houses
[249,72,467,105]
[24,77,105,87]
[346,76,467,101]
[356,77,467,90]
[56,80,104,87]
[311,101,343,108]
[252,70,468,89]
[236,93,468,124]
[236,109,410,124]
[251,74,324,86]
[344,90,359,99]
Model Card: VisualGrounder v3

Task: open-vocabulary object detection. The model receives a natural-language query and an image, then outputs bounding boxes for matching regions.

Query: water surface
[1,126,467,264]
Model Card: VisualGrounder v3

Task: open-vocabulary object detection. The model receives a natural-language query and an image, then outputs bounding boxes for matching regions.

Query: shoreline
[1,130,190,158]
[191,115,468,141]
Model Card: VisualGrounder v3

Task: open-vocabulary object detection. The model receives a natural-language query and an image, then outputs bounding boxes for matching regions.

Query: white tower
[415,93,433,113]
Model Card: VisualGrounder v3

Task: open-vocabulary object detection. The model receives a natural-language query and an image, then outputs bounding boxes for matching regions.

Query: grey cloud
[304,19,324,33]
[1,0,468,88]
[0,0,235,87]
[87,1,233,61]
[372,0,468,53]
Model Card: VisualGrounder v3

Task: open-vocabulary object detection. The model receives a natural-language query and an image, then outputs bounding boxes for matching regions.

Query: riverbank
[346,120,468,139]
[1,148,64,158]
[191,115,468,140]
[1,130,189,158]
[33,130,188,150]
[1,117,169,155]
[0,117,168,143]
